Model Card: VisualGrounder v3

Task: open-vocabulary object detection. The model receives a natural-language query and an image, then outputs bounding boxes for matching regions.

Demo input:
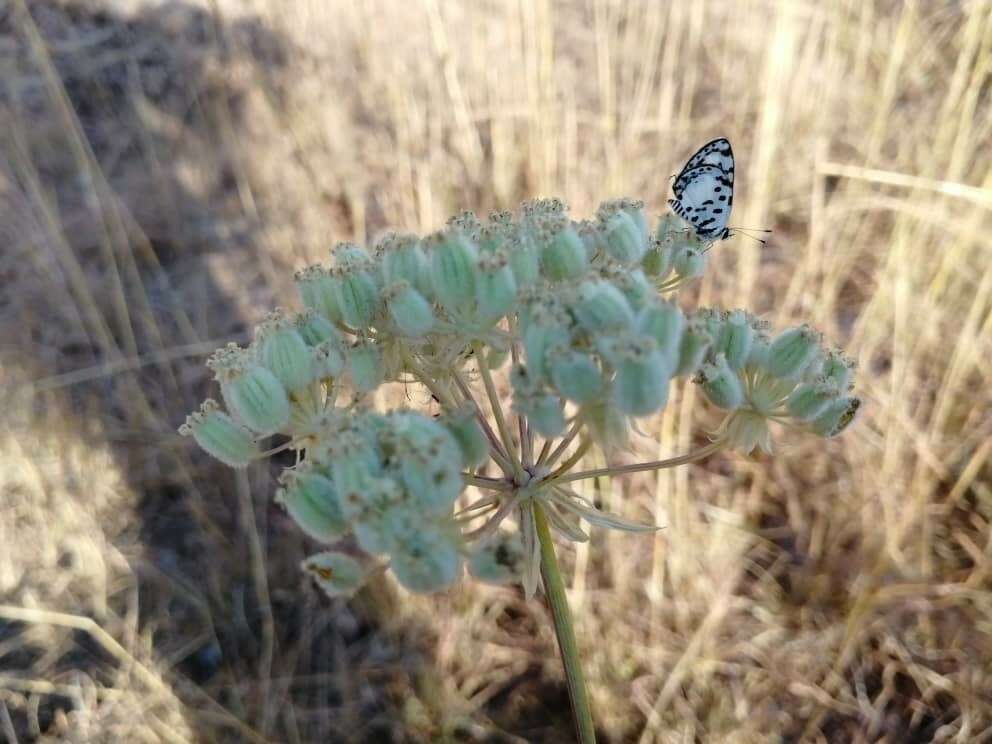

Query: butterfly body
[668,138,735,241]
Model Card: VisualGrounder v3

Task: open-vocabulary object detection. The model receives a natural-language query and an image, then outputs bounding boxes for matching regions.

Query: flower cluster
[180,196,860,598]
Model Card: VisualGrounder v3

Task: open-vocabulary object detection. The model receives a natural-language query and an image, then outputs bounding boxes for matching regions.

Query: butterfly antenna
[728,226,772,245]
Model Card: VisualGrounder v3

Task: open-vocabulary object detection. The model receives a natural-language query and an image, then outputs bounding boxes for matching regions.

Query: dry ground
[2,0,991,741]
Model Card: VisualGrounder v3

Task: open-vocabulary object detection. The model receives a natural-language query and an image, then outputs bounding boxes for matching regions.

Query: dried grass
[1,0,991,741]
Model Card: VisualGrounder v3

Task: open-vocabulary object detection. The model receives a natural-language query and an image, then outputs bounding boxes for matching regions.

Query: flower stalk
[533,500,597,744]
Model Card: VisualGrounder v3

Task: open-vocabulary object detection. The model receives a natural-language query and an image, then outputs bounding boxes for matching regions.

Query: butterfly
[667,138,735,241]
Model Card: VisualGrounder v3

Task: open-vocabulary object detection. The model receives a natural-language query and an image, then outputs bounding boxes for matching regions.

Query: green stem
[533,502,597,744]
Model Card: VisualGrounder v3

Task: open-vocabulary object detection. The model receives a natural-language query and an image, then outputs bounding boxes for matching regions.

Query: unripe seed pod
[390,523,463,593]
[295,311,341,347]
[603,209,647,265]
[295,266,343,324]
[641,237,674,278]
[810,396,861,438]
[766,325,821,379]
[573,280,636,333]
[380,234,432,296]
[302,551,368,598]
[331,242,373,270]
[746,337,771,369]
[507,231,541,287]
[346,341,384,394]
[715,310,754,370]
[672,245,707,279]
[441,404,490,469]
[334,268,379,330]
[522,312,571,380]
[517,392,566,438]
[549,348,603,403]
[638,301,685,370]
[655,213,685,242]
[475,253,518,322]
[385,281,434,337]
[179,400,258,468]
[696,354,744,410]
[223,364,291,435]
[469,531,525,585]
[821,351,854,391]
[539,222,588,280]
[674,321,713,376]
[276,469,349,542]
[786,381,837,421]
[429,230,479,313]
[611,344,671,416]
[257,323,313,393]
[312,339,346,378]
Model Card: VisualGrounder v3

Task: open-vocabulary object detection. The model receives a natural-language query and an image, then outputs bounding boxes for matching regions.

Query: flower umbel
[182,198,860,598]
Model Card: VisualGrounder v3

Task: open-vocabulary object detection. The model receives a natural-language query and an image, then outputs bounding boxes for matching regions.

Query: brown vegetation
[1,0,990,741]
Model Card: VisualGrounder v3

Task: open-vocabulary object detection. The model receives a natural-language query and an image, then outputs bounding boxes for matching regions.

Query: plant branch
[548,440,725,486]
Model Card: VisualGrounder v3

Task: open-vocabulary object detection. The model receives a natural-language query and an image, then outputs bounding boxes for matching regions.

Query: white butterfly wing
[673,138,734,198]
[667,165,733,240]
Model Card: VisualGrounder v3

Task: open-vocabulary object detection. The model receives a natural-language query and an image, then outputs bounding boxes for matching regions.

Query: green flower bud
[302,551,368,598]
[611,342,671,416]
[672,245,707,279]
[276,469,348,542]
[441,405,490,469]
[583,400,629,451]
[786,381,838,422]
[538,221,588,280]
[697,354,744,410]
[674,320,713,376]
[766,325,821,379]
[222,364,291,435]
[475,253,518,322]
[549,348,603,404]
[641,237,674,278]
[715,310,755,371]
[179,400,258,468]
[429,230,479,314]
[638,301,684,370]
[810,396,861,438]
[384,281,434,337]
[390,522,463,593]
[379,233,432,296]
[334,267,380,330]
[603,209,647,265]
[295,311,341,347]
[573,280,636,333]
[346,341,384,394]
[468,531,525,585]
[256,317,313,393]
[516,392,566,438]
[723,410,773,455]
[295,266,343,324]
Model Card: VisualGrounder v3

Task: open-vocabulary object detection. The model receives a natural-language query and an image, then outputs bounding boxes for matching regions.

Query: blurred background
[2,0,990,741]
